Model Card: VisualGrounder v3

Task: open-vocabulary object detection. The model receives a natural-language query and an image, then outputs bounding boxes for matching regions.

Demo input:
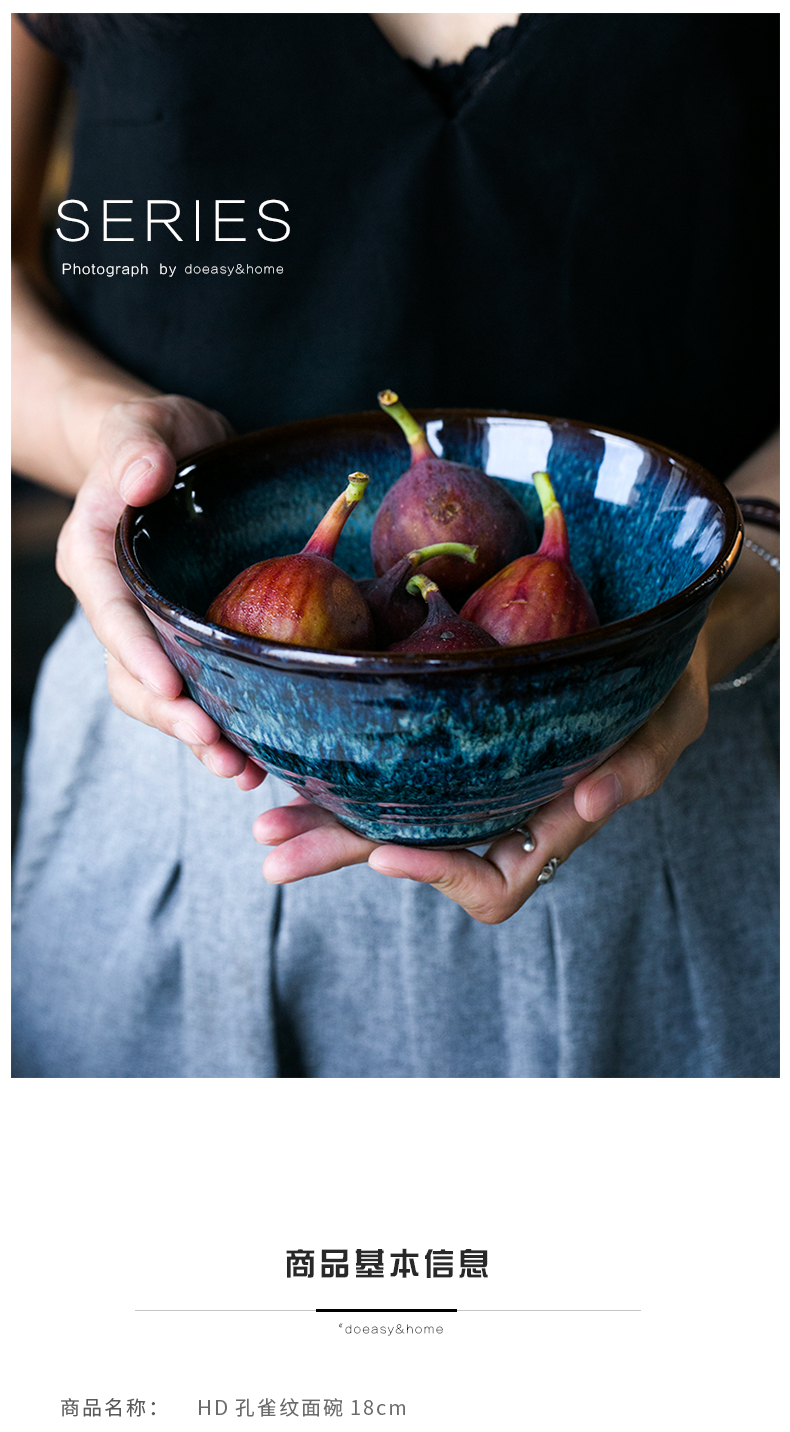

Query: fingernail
[587,773,623,822]
[172,720,204,745]
[120,457,154,502]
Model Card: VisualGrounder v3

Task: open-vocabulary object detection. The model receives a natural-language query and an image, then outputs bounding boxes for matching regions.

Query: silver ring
[536,857,561,886]
[516,824,536,853]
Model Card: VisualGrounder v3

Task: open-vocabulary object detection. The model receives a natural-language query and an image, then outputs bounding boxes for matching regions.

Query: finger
[369,787,610,925]
[369,842,512,921]
[573,658,708,823]
[254,799,336,847]
[109,653,266,786]
[106,654,247,777]
[58,511,183,698]
[260,812,376,883]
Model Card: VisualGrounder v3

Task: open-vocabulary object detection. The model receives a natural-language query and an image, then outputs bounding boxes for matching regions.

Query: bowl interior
[126,412,730,633]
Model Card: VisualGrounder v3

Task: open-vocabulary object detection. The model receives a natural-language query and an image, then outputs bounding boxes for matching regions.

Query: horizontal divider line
[135,1308,641,1314]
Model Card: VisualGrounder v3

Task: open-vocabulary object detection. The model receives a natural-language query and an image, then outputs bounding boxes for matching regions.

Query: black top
[27,13,777,479]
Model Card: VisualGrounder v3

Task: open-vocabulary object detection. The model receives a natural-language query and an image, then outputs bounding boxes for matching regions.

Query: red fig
[460,472,599,645]
[372,389,535,604]
[388,575,500,654]
[207,472,375,650]
[358,540,479,644]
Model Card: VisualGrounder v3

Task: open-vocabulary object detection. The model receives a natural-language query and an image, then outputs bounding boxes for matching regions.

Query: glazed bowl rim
[115,408,743,676]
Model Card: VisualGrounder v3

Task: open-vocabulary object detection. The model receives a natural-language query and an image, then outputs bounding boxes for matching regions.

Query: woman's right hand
[55,393,267,790]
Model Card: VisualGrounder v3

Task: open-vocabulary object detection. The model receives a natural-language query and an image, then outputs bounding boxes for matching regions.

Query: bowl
[116,409,742,847]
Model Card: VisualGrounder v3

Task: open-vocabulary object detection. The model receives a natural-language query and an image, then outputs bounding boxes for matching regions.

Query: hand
[253,634,711,923]
[55,394,266,789]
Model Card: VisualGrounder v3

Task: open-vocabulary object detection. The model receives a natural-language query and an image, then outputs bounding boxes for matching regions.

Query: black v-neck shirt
[32,14,776,479]
[406,14,531,115]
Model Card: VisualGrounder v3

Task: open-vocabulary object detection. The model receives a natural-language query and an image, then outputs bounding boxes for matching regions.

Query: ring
[516,824,536,853]
[536,857,561,886]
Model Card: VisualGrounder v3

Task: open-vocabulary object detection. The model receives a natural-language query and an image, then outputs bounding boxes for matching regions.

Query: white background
[6,6,785,1430]
[7,1079,786,1430]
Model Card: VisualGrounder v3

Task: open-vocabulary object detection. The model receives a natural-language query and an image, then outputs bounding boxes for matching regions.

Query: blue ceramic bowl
[116,410,742,846]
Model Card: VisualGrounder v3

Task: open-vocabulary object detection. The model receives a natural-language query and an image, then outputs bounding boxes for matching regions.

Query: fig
[358,540,478,645]
[372,389,535,604]
[207,472,375,650]
[460,471,599,645]
[388,575,500,654]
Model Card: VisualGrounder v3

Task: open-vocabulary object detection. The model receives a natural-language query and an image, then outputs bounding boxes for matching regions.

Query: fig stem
[406,574,439,601]
[344,471,370,506]
[302,471,369,558]
[532,471,569,561]
[406,541,478,568]
[377,389,433,461]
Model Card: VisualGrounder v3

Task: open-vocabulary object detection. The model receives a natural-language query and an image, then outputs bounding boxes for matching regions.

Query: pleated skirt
[12,608,779,1078]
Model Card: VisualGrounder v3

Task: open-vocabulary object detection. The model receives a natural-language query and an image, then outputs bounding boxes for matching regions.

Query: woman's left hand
[254,433,778,924]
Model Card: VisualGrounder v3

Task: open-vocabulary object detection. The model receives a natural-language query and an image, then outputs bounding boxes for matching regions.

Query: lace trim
[408,15,532,112]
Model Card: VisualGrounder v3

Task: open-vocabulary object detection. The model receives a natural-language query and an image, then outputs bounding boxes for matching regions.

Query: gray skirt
[12,608,779,1078]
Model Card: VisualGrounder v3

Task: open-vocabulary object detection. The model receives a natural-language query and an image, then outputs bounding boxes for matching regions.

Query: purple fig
[388,575,500,654]
[460,472,599,645]
[207,472,375,650]
[372,389,535,604]
[359,540,479,644]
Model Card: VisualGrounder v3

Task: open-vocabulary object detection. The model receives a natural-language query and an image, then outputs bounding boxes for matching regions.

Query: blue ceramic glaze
[116,410,742,846]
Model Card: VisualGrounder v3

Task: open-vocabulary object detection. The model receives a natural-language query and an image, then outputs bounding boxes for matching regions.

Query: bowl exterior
[149,600,708,846]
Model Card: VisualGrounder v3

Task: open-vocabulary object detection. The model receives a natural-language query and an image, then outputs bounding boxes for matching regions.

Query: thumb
[98,396,233,507]
[117,446,177,506]
[94,413,179,509]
